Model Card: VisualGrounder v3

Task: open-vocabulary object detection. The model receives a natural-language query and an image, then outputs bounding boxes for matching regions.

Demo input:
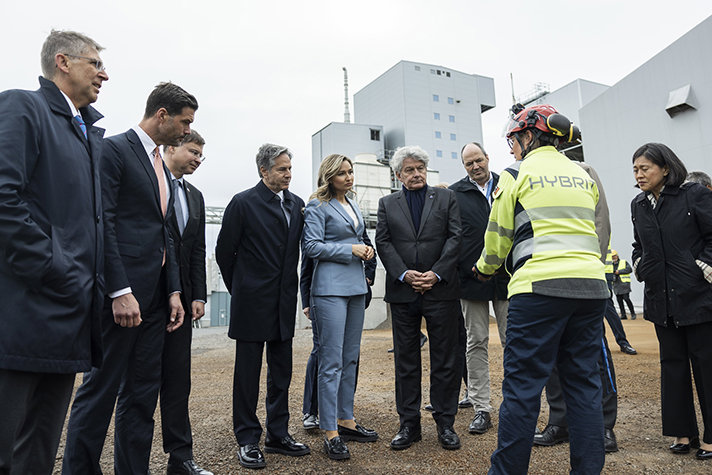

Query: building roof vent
[666,84,696,117]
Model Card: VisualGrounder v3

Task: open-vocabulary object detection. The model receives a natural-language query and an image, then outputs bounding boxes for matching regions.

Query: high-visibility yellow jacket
[475,146,609,299]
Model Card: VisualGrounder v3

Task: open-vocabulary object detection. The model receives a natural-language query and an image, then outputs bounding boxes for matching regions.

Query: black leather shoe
[468,411,493,434]
[437,427,461,450]
[167,459,214,475]
[458,397,473,408]
[696,448,712,460]
[238,444,266,469]
[620,315,628,320]
[264,434,310,456]
[631,315,637,320]
[604,428,618,453]
[302,413,319,430]
[424,404,434,412]
[670,437,700,454]
[338,424,379,442]
[387,347,394,353]
[533,425,569,446]
[390,426,422,450]
[324,436,350,460]
[420,333,428,347]
[620,343,638,355]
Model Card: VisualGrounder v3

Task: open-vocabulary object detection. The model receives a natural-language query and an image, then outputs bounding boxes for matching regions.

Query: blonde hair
[310,154,354,202]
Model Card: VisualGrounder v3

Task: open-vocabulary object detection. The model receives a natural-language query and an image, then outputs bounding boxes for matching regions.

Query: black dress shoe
[604,428,618,453]
[338,423,379,442]
[390,426,422,450]
[437,427,461,450]
[468,411,493,434]
[238,444,266,469]
[264,434,310,456]
[324,436,350,460]
[669,437,700,454]
[420,333,428,347]
[424,403,434,412]
[302,413,319,430]
[696,448,712,460]
[631,315,637,320]
[167,459,214,475]
[533,425,569,446]
[387,347,394,353]
[620,315,627,320]
[620,343,637,355]
[458,397,473,408]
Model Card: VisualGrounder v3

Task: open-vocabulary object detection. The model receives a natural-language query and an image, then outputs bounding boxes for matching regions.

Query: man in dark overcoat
[216,143,310,470]
[0,29,108,474]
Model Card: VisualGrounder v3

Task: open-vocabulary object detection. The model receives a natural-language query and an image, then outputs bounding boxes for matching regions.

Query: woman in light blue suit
[303,154,378,460]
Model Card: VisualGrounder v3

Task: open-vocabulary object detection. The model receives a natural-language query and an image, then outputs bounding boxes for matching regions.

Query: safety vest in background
[475,145,609,299]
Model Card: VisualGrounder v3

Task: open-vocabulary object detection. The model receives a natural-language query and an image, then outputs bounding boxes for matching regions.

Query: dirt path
[54,319,710,474]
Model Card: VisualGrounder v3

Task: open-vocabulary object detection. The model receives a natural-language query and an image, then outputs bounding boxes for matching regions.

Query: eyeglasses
[64,54,105,72]
[189,149,206,162]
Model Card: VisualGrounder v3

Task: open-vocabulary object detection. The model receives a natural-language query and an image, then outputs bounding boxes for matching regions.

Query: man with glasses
[160,131,212,475]
[0,30,108,474]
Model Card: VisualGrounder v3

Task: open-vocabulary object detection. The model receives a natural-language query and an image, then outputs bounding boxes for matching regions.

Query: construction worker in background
[610,250,637,320]
[474,103,609,474]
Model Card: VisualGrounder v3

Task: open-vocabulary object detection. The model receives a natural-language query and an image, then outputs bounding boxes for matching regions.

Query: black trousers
[655,320,712,443]
[160,303,194,462]
[544,333,617,430]
[233,339,292,445]
[603,293,630,348]
[615,293,636,319]
[391,297,461,429]
[0,369,74,475]
[63,273,168,475]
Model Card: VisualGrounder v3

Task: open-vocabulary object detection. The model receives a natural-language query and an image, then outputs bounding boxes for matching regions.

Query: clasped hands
[352,244,375,261]
[404,270,438,294]
[112,292,185,332]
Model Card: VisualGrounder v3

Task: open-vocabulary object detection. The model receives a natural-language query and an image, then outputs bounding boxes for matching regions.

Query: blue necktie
[74,114,87,139]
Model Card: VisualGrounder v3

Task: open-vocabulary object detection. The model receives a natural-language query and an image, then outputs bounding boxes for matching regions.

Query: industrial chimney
[343,67,351,123]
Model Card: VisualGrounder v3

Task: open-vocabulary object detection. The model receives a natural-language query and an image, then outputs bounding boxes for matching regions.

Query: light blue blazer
[303,197,368,297]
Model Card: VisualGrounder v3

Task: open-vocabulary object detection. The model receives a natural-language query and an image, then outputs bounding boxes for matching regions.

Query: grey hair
[686,171,712,188]
[390,145,429,174]
[256,143,292,177]
[41,29,104,80]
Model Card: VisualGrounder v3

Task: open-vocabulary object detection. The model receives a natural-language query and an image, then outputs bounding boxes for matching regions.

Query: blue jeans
[489,294,606,475]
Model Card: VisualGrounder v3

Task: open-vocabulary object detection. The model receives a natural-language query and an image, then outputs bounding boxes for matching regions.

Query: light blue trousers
[311,294,365,431]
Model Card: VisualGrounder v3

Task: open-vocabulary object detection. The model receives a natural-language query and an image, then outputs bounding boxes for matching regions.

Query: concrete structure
[354,60,495,184]
[311,122,385,190]
[579,15,712,307]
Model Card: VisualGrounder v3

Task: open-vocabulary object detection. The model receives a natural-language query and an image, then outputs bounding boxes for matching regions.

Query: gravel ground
[53,319,711,474]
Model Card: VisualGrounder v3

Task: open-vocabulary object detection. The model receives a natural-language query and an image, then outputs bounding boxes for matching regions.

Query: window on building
[446,72,451,77]
[450,133,456,141]
[433,94,439,102]
[435,131,442,139]
[370,129,380,141]
[436,150,443,158]
[451,152,458,159]
[449,115,455,123]
[434,112,440,120]
[448,97,454,104]
[437,70,441,75]
[430,69,436,74]
[415,65,421,71]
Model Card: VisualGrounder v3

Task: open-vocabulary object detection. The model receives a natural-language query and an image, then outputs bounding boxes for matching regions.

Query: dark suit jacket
[216,181,305,342]
[450,175,509,301]
[101,129,181,310]
[167,179,206,308]
[375,186,462,303]
[0,77,104,373]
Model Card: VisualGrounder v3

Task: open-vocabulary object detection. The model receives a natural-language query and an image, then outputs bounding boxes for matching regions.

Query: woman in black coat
[631,143,712,460]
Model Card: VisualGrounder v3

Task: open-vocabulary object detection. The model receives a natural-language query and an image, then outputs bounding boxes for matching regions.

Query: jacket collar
[38,76,103,126]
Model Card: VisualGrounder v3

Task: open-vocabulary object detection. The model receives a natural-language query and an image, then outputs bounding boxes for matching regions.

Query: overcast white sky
[3,1,711,207]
